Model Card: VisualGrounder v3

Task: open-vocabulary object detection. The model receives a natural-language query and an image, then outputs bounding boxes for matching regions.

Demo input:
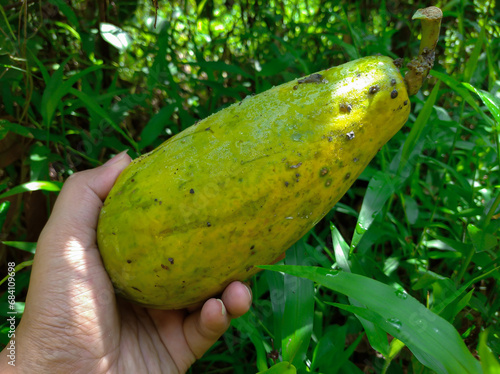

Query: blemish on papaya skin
[325,179,332,187]
[289,162,302,169]
[245,265,254,272]
[190,188,195,194]
[132,287,142,292]
[298,73,324,84]
[404,100,408,106]
[346,131,355,140]
[391,78,397,86]
[293,85,298,90]
[391,89,398,99]
[340,103,352,113]
[368,85,380,94]
[126,259,132,264]
[250,245,255,250]
[161,264,169,270]
[207,222,212,227]
[320,167,328,176]
[284,181,289,187]
[327,136,333,142]
[345,173,351,180]
[168,258,174,265]
[353,157,359,162]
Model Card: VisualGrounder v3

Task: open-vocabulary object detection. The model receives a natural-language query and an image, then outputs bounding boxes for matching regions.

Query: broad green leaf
[41,61,103,127]
[463,27,485,83]
[138,104,177,150]
[281,242,314,369]
[68,88,138,151]
[467,224,498,253]
[331,224,389,356]
[99,23,132,52]
[2,241,37,254]
[462,83,500,124]
[48,0,79,27]
[432,70,494,126]
[231,312,268,372]
[478,329,500,374]
[260,265,482,374]
[350,171,397,249]
[0,181,62,200]
[257,361,296,374]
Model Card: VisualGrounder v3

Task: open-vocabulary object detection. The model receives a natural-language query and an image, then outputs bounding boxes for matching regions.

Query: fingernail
[104,150,129,166]
[217,299,226,316]
[245,284,253,300]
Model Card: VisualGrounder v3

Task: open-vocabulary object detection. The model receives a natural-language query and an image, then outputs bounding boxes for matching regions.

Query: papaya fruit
[97,8,442,310]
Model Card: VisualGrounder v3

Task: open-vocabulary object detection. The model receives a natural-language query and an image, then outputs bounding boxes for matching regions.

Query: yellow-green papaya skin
[97,55,411,309]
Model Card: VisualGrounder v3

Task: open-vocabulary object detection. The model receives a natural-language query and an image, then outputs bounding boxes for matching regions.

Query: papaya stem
[404,6,443,96]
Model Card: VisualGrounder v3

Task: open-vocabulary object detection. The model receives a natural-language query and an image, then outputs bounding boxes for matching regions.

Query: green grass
[1,0,499,372]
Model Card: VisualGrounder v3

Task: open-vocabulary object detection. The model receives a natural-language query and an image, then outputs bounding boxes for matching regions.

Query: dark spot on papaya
[112,232,116,235]
[190,188,195,194]
[295,173,300,177]
[340,103,352,113]
[285,181,289,187]
[328,136,333,142]
[293,85,298,90]
[345,173,351,180]
[346,131,355,140]
[353,157,359,162]
[290,162,302,169]
[391,78,397,86]
[250,245,255,250]
[168,258,174,265]
[245,265,254,272]
[207,222,211,227]
[154,198,158,202]
[368,85,380,94]
[298,73,323,84]
[126,259,132,264]
[391,89,398,99]
[320,167,329,176]
[131,179,135,182]
[159,201,162,205]
[132,287,142,292]
[325,179,332,187]
[404,100,408,106]
[161,264,169,270]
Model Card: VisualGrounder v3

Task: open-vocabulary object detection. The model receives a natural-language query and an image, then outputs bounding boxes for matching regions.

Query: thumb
[40,150,132,247]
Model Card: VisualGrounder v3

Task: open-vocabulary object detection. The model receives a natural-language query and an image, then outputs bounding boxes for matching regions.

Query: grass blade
[260,265,483,374]
[0,181,62,199]
[398,81,441,173]
[281,242,315,369]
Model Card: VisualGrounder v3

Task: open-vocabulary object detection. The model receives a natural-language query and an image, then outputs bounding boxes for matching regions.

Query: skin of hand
[0,150,252,374]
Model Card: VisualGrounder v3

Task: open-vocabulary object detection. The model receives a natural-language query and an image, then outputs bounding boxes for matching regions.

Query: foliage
[1,0,499,372]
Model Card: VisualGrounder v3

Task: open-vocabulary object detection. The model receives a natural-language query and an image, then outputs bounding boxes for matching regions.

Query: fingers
[183,281,252,359]
[39,151,131,246]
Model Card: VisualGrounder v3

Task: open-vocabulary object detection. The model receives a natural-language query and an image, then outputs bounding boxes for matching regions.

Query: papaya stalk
[404,6,443,95]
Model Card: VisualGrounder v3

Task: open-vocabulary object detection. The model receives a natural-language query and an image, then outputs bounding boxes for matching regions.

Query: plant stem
[404,6,443,95]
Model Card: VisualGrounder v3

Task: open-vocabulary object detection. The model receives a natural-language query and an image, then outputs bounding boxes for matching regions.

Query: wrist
[0,342,17,374]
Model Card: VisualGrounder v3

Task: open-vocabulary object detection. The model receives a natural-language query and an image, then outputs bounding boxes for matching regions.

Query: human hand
[0,151,252,373]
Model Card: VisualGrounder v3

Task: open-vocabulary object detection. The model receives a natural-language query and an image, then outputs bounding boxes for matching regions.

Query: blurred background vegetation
[1,0,499,373]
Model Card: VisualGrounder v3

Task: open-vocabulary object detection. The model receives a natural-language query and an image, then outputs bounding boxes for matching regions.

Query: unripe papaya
[97,55,411,309]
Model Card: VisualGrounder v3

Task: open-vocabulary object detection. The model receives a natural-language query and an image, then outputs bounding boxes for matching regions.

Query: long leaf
[281,242,314,369]
[0,181,62,200]
[260,265,482,374]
